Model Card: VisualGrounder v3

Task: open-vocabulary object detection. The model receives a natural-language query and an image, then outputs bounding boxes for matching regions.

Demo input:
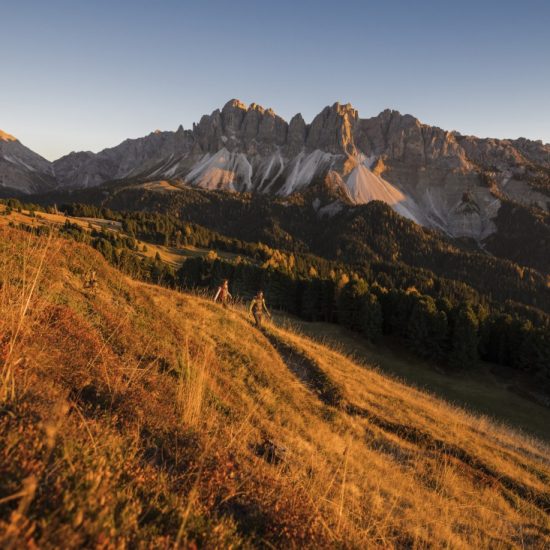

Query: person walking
[249,290,271,328]
[214,279,232,308]
[84,270,98,291]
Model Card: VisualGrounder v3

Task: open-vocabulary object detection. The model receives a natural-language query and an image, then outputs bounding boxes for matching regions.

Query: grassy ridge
[1,227,549,548]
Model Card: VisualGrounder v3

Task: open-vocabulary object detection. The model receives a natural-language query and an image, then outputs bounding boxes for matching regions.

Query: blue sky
[1,0,549,160]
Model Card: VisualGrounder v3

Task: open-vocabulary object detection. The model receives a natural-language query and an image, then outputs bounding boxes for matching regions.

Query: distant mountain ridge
[0,130,57,194]
[1,99,549,241]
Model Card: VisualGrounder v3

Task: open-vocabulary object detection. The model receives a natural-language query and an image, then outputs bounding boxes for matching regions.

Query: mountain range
[1,99,549,242]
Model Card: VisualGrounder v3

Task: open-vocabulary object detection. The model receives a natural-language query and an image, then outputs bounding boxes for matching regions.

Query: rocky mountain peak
[377,108,401,121]
[331,101,358,120]
[248,102,265,114]
[287,113,307,155]
[0,129,17,142]
[0,131,56,194]
[220,99,249,135]
[222,98,248,112]
[306,101,358,155]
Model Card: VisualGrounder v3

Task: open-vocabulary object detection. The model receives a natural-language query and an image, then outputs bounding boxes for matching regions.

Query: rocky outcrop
[287,114,307,156]
[306,103,358,155]
[193,99,288,156]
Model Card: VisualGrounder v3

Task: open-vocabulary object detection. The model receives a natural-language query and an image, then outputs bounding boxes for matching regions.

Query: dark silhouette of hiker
[249,290,271,328]
[214,279,232,308]
[84,270,98,291]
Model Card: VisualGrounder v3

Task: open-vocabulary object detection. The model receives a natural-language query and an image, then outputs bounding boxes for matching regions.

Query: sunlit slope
[278,316,550,441]
[1,228,549,548]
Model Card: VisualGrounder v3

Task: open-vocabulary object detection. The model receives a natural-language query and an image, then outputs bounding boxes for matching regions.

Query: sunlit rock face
[5,100,550,240]
[0,130,17,142]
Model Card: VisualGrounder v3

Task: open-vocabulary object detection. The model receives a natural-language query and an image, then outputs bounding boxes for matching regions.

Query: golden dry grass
[0,226,549,548]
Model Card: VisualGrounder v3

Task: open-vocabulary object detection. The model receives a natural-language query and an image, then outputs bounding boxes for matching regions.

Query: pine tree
[448,304,479,369]
[406,295,447,360]
[301,279,322,321]
[337,279,369,332]
[360,292,383,342]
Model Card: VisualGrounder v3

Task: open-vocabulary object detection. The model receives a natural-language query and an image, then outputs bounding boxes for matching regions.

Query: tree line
[176,254,550,376]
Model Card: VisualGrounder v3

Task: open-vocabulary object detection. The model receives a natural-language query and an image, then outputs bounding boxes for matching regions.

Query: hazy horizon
[2,0,549,161]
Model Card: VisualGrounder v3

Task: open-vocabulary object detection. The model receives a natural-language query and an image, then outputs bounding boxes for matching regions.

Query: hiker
[214,279,232,308]
[249,290,271,328]
[84,270,98,291]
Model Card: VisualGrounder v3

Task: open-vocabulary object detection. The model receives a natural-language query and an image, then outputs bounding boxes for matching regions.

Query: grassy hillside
[279,316,550,441]
[3,204,549,440]
[1,227,549,548]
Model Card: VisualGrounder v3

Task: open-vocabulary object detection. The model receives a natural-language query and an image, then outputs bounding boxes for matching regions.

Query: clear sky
[2,0,549,160]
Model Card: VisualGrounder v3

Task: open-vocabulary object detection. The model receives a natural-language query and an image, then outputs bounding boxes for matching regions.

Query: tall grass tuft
[176,340,211,427]
[0,229,55,403]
